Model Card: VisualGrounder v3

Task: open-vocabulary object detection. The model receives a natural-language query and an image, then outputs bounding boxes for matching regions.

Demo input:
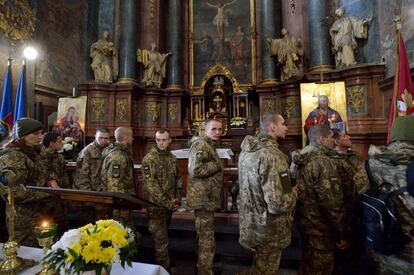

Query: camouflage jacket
[101,142,135,194]
[39,150,70,188]
[293,144,347,244]
[368,141,414,261]
[187,136,223,211]
[238,134,297,250]
[74,141,105,191]
[330,150,369,211]
[0,146,50,203]
[142,146,182,210]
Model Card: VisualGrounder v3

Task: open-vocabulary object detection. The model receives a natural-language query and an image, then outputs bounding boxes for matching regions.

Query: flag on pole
[13,64,26,124]
[0,62,13,139]
[387,28,414,143]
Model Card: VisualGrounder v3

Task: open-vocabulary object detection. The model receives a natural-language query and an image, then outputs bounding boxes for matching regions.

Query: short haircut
[96,127,110,134]
[42,132,59,148]
[114,127,132,142]
[205,118,222,128]
[308,125,332,145]
[260,113,282,133]
[156,128,170,138]
[332,128,342,140]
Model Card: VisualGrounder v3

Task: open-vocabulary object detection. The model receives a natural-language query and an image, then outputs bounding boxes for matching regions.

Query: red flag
[387,30,414,143]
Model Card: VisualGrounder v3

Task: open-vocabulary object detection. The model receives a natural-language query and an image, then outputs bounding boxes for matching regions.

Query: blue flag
[13,64,26,124]
[0,64,13,139]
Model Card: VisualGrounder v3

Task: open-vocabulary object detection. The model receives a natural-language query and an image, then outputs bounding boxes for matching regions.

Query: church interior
[1,0,414,274]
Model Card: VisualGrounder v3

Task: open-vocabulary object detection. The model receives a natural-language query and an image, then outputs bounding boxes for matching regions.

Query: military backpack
[355,160,410,255]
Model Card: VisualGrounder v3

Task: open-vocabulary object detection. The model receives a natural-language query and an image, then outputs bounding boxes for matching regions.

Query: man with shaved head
[101,127,135,225]
[293,124,348,274]
[142,129,182,270]
[187,118,224,275]
[238,113,297,274]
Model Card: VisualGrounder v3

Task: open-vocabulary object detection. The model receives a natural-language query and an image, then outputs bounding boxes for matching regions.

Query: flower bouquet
[60,137,78,160]
[230,117,247,128]
[44,219,137,275]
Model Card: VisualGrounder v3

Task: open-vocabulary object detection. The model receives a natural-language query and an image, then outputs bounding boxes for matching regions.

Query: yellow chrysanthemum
[81,239,101,264]
[99,247,116,264]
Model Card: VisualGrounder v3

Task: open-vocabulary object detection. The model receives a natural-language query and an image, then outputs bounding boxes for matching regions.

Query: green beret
[15,117,43,138]
[390,116,414,143]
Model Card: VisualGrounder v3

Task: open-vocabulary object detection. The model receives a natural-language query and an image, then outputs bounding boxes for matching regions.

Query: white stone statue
[267,28,303,81]
[137,43,171,88]
[90,31,118,83]
[329,8,372,68]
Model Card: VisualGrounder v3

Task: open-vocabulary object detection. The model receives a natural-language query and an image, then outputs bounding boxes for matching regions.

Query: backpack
[355,160,410,255]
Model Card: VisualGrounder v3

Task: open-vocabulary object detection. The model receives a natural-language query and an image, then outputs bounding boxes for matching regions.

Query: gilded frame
[189,0,256,93]
[300,82,348,146]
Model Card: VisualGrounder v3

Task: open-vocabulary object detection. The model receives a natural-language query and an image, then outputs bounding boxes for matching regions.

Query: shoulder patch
[111,163,120,178]
[196,151,203,160]
[330,176,342,196]
[279,170,292,194]
[143,165,151,179]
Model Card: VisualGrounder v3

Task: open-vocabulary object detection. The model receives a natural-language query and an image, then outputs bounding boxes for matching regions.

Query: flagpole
[387,16,402,143]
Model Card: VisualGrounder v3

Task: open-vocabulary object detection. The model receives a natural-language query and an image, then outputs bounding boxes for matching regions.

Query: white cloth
[171,148,234,159]
[0,244,169,275]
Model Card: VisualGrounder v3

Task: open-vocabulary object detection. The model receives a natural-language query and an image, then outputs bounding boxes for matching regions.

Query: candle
[331,113,337,122]
[72,87,76,97]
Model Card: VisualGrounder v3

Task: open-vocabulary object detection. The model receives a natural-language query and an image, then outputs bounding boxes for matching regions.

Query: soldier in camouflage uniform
[142,129,182,269]
[0,118,58,246]
[187,119,223,275]
[40,132,70,188]
[367,116,414,274]
[293,125,348,275]
[101,127,135,226]
[74,127,110,191]
[330,129,369,274]
[238,113,298,274]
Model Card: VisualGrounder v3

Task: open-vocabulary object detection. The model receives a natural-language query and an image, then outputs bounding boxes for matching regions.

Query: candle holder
[34,223,58,275]
[0,187,37,273]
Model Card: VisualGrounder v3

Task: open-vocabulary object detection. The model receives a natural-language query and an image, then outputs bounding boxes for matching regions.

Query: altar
[0,244,169,275]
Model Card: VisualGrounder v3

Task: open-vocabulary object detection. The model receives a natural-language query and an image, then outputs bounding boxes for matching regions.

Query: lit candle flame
[41,221,48,228]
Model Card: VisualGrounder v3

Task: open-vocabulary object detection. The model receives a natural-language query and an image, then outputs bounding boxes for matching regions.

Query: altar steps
[132,211,300,274]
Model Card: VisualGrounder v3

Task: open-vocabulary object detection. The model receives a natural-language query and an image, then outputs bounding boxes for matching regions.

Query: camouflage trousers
[147,208,172,269]
[300,238,334,275]
[194,209,215,275]
[254,248,282,275]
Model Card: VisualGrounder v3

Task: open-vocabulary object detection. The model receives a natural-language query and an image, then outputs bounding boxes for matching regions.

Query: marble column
[308,0,332,72]
[166,0,184,91]
[118,0,137,83]
[259,0,281,84]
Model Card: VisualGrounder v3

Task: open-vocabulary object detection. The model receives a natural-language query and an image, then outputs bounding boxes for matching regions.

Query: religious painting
[190,0,256,90]
[300,82,347,146]
[56,96,87,144]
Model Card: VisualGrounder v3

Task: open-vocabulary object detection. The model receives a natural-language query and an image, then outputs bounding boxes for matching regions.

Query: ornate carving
[193,64,247,95]
[347,85,366,113]
[91,98,105,120]
[149,0,156,25]
[116,98,128,121]
[168,103,178,122]
[263,99,275,113]
[0,0,35,41]
[283,96,299,119]
[145,102,161,122]
[290,0,296,14]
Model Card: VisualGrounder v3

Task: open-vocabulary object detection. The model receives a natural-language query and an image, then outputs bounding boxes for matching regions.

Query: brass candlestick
[0,186,37,273]
[35,223,58,275]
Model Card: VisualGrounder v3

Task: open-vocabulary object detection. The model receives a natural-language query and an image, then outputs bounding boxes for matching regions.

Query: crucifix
[213,95,223,112]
